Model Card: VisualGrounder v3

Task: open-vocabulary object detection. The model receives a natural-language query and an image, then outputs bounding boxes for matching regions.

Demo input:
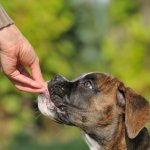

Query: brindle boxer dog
[38,72,150,150]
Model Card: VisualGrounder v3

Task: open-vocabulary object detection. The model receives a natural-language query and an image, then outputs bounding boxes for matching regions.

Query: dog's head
[38,72,150,139]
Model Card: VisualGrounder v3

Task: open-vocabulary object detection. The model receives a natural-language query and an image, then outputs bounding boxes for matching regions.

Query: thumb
[29,57,45,87]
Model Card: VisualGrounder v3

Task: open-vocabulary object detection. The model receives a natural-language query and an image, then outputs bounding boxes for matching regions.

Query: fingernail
[40,87,48,94]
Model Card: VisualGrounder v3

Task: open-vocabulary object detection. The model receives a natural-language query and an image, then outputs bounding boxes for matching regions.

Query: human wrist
[0,24,23,52]
[0,5,14,29]
[0,5,16,51]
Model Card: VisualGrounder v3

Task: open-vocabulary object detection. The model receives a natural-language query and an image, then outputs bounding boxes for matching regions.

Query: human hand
[0,25,47,93]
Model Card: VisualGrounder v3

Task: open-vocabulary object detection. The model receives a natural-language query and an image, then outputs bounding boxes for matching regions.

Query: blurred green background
[0,0,150,150]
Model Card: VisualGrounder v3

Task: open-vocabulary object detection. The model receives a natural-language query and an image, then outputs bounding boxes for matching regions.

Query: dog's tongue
[50,101,55,107]
[43,89,56,108]
[40,82,56,108]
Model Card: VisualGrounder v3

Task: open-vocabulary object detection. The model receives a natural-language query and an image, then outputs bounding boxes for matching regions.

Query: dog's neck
[84,133,102,150]
[83,116,150,150]
[83,116,126,150]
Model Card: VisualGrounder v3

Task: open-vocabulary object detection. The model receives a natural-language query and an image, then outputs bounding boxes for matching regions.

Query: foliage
[0,0,150,149]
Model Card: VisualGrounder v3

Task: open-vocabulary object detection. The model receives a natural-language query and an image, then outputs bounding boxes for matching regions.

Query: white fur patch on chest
[84,134,102,150]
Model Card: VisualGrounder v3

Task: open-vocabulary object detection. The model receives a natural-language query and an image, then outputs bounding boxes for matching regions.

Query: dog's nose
[53,75,65,82]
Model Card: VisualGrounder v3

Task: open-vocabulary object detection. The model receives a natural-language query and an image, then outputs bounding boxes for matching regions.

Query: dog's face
[38,73,116,126]
[38,72,150,139]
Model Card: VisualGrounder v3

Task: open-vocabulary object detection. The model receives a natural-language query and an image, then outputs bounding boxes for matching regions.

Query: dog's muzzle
[38,75,71,124]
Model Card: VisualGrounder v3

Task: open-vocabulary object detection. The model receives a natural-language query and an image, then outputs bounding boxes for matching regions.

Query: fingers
[17,64,31,78]
[9,65,46,91]
[29,57,47,91]
[11,73,44,89]
[15,84,47,93]
[13,65,47,93]
[30,58,44,83]
[11,66,47,93]
[12,80,47,93]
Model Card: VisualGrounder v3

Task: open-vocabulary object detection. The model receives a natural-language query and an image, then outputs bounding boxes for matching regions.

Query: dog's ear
[117,83,150,139]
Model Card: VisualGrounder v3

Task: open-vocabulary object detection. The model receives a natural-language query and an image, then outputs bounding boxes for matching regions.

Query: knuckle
[29,56,39,67]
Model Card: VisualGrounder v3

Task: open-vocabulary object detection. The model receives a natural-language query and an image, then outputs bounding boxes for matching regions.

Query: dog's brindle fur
[38,73,150,150]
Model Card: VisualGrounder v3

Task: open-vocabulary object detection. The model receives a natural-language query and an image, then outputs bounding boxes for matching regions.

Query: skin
[0,24,47,93]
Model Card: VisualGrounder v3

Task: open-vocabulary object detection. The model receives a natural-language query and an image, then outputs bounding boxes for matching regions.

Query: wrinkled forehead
[71,72,110,83]
[71,72,94,82]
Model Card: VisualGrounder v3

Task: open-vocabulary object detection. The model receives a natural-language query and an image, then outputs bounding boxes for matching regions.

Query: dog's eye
[84,81,93,89]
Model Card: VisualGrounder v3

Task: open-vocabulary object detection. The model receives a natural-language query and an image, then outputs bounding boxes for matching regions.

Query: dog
[38,72,150,150]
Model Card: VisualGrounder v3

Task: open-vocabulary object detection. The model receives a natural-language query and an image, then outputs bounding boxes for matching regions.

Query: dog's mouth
[38,90,71,124]
[38,92,56,119]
